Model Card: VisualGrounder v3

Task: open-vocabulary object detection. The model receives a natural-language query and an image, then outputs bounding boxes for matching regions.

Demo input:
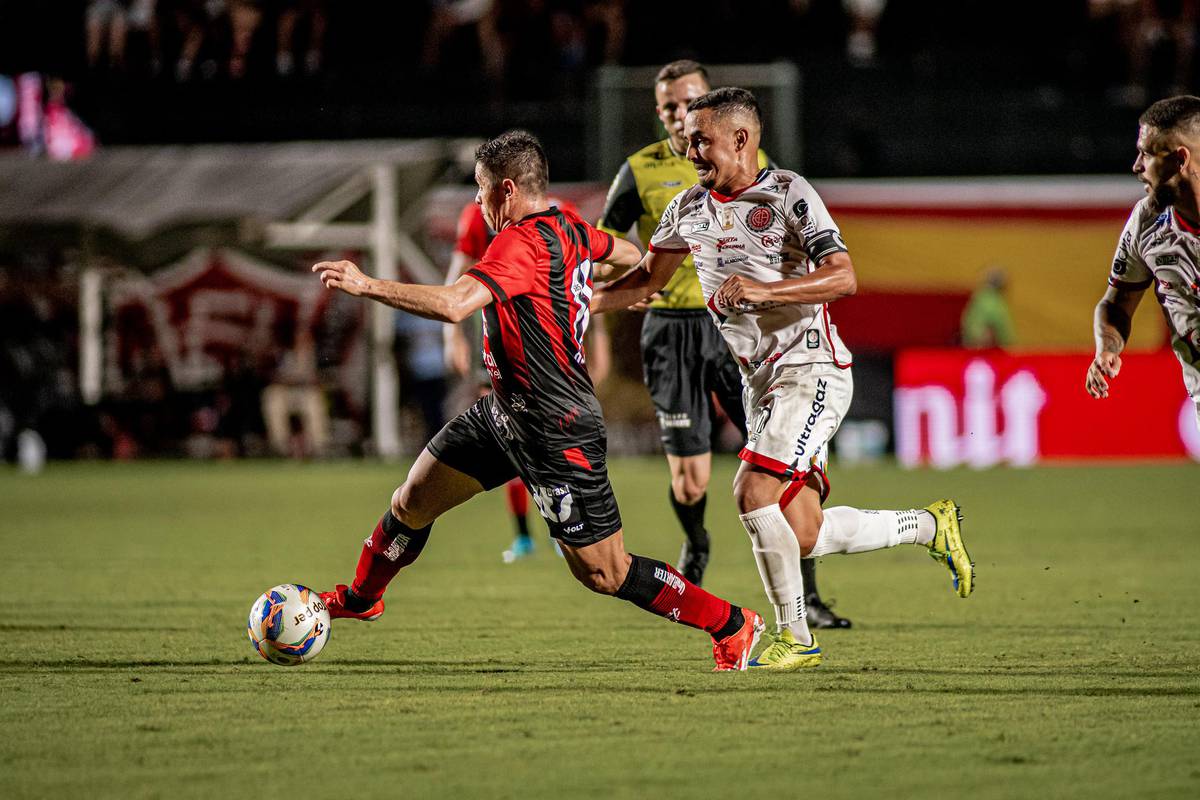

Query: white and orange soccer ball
[247,584,331,666]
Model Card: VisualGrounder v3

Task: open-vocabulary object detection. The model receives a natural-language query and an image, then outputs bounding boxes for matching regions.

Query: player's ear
[502,177,517,199]
[734,127,749,152]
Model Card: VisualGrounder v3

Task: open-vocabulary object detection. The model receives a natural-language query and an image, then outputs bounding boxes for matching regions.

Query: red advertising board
[894,349,1199,466]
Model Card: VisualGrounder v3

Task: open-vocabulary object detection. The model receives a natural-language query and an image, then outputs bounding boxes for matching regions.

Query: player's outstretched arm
[313,259,492,324]
[1086,284,1145,398]
[591,249,687,313]
[715,251,857,309]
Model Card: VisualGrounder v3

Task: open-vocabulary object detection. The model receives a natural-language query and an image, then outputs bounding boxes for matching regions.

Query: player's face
[655,73,710,154]
[474,163,506,231]
[684,109,740,191]
[1134,125,1184,212]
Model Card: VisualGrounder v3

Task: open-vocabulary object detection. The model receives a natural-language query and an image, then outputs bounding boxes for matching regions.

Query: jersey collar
[1172,207,1200,235]
[709,169,770,204]
[517,205,560,224]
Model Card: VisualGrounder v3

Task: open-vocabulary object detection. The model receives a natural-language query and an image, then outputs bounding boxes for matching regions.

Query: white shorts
[739,363,853,501]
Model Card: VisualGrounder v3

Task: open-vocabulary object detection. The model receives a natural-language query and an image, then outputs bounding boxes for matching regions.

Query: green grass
[1,458,1198,799]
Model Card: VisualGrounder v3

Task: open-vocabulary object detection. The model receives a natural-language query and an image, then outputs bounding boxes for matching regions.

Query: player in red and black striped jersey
[444,197,611,563]
[310,130,765,670]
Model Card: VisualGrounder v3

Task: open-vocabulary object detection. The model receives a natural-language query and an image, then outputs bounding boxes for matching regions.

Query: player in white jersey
[1087,95,1200,429]
[592,87,975,670]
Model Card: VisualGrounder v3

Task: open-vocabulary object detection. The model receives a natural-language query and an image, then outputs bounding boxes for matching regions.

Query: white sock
[808,507,934,556]
[739,504,812,645]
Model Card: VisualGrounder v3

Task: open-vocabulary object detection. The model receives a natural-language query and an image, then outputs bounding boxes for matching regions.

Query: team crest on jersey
[746,205,775,232]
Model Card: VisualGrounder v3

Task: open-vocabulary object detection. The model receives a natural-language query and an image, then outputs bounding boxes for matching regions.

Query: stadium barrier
[894,349,1199,467]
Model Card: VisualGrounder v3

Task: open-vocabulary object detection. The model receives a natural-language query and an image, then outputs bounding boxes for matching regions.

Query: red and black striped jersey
[465,205,615,443]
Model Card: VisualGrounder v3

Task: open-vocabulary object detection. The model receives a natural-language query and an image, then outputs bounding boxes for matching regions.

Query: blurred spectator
[1131,0,1197,100]
[844,0,886,67]
[275,0,327,76]
[171,0,224,81]
[421,0,502,85]
[44,78,96,160]
[961,268,1015,349]
[85,0,131,70]
[395,311,448,442]
[228,0,264,79]
[261,329,329,457]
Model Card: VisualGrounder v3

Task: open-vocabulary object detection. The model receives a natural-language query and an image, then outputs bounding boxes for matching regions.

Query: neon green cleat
[748,629,822,671]
[925,499,974,598]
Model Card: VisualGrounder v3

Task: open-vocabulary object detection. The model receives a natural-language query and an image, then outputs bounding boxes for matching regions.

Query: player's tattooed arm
[1086,284,1145,398]
[313,260,491,323]
[591,249,687,313]
[716,251,858,308]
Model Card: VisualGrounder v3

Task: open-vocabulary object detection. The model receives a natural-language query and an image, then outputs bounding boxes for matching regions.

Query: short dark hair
[475,130,548,194]
[686,86,762,126]
[1140,95,1200,135]
[655,59,708,85]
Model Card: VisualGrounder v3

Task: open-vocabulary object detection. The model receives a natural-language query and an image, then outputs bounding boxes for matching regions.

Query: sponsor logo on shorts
[746,204,775,232]
[532,485,576,523]
[657,411,692,429]
[793,377,829,460]
[654,566,686,594]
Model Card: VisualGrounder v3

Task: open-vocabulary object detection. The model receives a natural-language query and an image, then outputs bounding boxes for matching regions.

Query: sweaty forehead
[685,108,725,136]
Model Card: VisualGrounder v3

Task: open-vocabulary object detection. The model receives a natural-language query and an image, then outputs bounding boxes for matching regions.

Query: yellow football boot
[748,629,822,671]
[925,499,975,598]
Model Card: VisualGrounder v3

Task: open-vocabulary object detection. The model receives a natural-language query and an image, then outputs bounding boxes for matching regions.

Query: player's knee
[672,475,707,506]
[576,567,623,595]
[732,474,776,515]
[390,485,431,530]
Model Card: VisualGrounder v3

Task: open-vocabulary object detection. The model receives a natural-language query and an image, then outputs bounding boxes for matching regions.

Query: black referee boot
[677,538,710,586]
[803,559,852,629]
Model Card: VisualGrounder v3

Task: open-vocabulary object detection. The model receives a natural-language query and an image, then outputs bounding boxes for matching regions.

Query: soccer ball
[247,583,331,666]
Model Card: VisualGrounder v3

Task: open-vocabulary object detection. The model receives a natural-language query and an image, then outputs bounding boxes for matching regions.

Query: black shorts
[426,394,622,547]
[640,309,747,457]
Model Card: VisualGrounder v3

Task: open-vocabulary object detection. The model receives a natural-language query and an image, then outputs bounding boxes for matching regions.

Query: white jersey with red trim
[648,168,852,387]
[1109,197,1200,398]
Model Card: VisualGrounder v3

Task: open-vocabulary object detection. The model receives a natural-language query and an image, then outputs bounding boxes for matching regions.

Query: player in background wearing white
[1087,95,1200,429]
[592,88,975,670]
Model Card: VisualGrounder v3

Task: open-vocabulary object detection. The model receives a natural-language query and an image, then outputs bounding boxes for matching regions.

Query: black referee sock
[801,558,820,601]
[669,487,710,550]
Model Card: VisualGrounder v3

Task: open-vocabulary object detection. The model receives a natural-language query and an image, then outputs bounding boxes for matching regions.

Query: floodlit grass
[1,458,1198,799]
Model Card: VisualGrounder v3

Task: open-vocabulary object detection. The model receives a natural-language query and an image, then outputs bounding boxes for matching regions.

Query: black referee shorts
[640,309,747,457]
[426,394,623,547]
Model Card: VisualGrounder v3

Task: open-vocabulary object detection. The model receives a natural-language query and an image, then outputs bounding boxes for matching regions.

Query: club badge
[746,204,774,232]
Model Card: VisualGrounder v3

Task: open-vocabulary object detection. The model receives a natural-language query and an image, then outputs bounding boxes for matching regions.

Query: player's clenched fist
[312,260,372,296]
[715,274,770,308]
[1085,351,1122,399]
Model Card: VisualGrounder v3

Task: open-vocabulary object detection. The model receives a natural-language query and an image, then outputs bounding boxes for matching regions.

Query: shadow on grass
[0,624,192,633]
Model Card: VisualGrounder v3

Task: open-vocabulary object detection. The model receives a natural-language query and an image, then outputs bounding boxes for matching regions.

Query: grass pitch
[1,458,1198,799]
